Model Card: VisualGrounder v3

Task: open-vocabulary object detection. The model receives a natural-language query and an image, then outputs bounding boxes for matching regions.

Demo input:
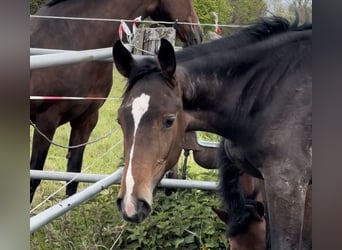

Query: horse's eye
[163,116,175,128]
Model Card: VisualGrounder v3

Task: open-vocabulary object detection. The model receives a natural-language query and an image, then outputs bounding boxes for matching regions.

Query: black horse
[112,16,311,249]
[30,0,203,203]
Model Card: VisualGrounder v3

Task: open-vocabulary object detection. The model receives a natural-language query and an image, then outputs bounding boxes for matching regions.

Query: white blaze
[124,93,150,216]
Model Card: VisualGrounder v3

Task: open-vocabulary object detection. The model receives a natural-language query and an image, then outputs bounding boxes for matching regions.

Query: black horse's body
[180,20,312,250]
[30,0,202,203]
[113,17,311,249]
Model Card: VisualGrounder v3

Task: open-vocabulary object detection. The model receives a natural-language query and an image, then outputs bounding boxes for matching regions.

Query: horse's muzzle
[117,197,151,223]
[183,32,203,47]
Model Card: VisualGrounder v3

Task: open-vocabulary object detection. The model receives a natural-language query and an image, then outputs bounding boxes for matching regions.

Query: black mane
[46,0,69,7]
[176,15,311,62]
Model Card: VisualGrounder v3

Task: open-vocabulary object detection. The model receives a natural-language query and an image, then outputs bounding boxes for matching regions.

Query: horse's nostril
[116,197,151,223]
[137,199,151,217]
[116,197,123,211]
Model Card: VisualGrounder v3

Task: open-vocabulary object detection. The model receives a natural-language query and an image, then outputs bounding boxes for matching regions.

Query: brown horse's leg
[30,119,58,203]
[66,110,99,197]
[262,158,310,250]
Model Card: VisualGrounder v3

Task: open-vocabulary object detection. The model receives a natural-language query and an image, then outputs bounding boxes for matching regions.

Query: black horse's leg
[65,110,99,197]
[301,183,312,250]
[30,119,58,203]
[262,157,311,250]
[258,180,271,250]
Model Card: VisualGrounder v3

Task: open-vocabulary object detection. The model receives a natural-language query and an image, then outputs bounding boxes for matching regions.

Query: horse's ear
[212,207,229,224]
[112,40,134,78]
[158,38,176,78]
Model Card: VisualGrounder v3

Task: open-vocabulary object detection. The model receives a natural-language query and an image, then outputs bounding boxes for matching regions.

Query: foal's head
[212,203,266,250]
[113,39,185,222]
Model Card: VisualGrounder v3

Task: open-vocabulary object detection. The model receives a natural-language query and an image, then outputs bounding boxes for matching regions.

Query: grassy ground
[30,70,228,249]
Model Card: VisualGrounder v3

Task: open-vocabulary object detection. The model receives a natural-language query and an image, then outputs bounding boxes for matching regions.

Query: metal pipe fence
[30,169,218,191]
[30,44,183,69]
[30,168,123,233]
[30,47,116,69]
[30,168,218,233]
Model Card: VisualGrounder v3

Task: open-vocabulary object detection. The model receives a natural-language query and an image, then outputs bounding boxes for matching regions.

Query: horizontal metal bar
[30,47,114,64]
[159,178,218,191]
[30,46,182,56]
[30,48,75,55]
[30,168,123,233]
[30,169,218,191]
[30,44,182,69]
[30,47,116,69]
[30,170,109,183]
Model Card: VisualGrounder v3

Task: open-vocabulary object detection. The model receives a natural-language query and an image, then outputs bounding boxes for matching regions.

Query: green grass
[30,70,228,249]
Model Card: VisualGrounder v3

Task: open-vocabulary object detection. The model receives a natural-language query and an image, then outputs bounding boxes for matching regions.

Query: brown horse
[30,0,203,203]
[213,181,312,250]
[212,203,266,250]
[112,16,311,249]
